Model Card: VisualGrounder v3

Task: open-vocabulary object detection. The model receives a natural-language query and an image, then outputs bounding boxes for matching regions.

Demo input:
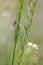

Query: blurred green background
[0,0,43,65]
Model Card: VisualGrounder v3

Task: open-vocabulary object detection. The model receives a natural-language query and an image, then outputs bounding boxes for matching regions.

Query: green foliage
[11,0,38,65]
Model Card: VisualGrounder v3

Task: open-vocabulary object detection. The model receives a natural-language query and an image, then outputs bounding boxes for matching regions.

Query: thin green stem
[11,0,24,65]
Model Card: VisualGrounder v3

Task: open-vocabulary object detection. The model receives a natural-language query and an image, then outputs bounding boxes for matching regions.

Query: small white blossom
[27,42,38,50]
[27,42,33,46]
[33,43,38,50]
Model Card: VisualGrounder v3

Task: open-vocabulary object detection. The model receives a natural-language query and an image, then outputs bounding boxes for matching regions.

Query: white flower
[27,42,33,46]
[33,43,38,50]
[27,42,38,50]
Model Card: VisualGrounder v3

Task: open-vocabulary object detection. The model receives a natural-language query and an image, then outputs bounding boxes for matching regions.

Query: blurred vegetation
[0,0,43,65]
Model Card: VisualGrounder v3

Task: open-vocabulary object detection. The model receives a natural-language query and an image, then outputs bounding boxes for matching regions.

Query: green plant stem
[11,0,24,65]
[17,0,37,65]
